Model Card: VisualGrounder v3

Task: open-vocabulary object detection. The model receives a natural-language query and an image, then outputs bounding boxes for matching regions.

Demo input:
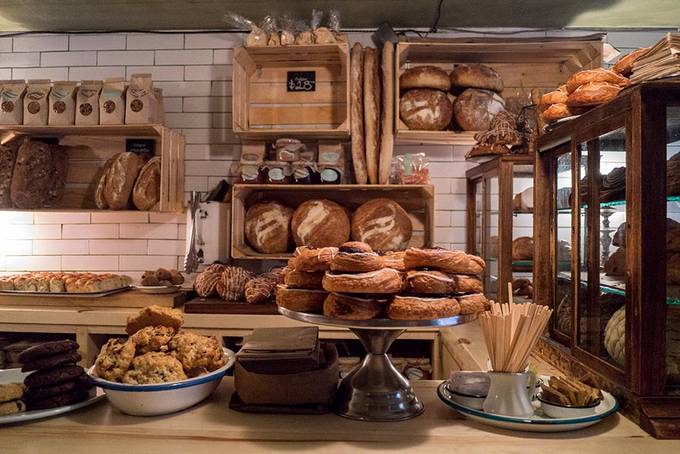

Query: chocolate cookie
[24,365,85,389]
[21,351,82,372]
[18,340,79,363]
[26,389,90,411]
[25,376,91,401]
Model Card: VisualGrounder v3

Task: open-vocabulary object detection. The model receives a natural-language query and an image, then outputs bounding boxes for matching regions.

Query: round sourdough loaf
[400,65,451,91]
[351,198,412,252]
[245,201,293,254]
[291,199,350,248]
[453,88,505,131]
[449,64,503,92]
[399,88,453,131]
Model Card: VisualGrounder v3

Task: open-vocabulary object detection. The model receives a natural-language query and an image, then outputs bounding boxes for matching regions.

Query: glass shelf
[557,271,680,305]
[557,195,680,212]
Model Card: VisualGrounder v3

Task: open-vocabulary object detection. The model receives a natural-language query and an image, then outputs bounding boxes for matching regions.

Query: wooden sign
[287,71,316,92]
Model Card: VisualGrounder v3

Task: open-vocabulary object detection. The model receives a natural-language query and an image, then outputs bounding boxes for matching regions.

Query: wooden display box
[231,184,434,260]
[0,124,185,212]
[232,44,350,139]
[0,289,189,309]
[394,36,604,145]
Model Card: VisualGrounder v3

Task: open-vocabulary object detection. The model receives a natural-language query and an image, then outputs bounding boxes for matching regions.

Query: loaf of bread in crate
[291,199,350,248]
[400,65,451,91]
[449,64,503,92]
[453,89,505,131]
[103,152,146,210]
[399,89,453,131]
[351,198,412,252]
[10,139,68,209]
[244,200,293,254]
[0,138,19,208]
[132,156,161,210]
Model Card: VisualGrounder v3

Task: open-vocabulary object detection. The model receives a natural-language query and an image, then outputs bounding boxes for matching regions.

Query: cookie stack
[275,246,336,313]
[19,340,91,410]
[0,383,25,416]
[321,242,402,320]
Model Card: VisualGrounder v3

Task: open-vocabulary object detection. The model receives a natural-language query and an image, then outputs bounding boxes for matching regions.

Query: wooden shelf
[231,184,434,260]
[395,130,478,145]
[0,124,166,137]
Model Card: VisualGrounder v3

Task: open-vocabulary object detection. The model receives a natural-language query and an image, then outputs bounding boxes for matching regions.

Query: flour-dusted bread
[132,156,161,210]
[104,152,146,210]
[363,47,380,184]
[400,65,450,91]
[379,42,395,185]
[351,198,413,252]
[244,200,294,254]
[449,64,503,92]
[350,43,368,184]
[565,68,629,94]
[400,89,453,131]
[291,199,350,247]
[10,139,68,209]
[453,88,505,131]
[95,156,115,209]
[0,138,19,208]
[566,81,623,107]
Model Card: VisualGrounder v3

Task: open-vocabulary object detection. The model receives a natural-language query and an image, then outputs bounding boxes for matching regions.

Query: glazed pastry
[403,248,485,275]
[330,243,385,273]
[404,270,483,295]
[382,251,406,271]
[458,293,491,315]
[323,293,387,320]
[244,275,278,304]
[322,268,403,294]
[217,266,253,302]
[351,199,413,252]
[193,268,221,298]
[283,269,325,290]
[387,296,461,320]
[290,246,338,272]
[275,285,327,313]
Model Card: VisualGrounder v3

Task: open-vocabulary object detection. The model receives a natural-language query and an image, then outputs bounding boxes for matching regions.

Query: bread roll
[449,64,503,92]
[132,156,161,210]
[400,65,450,91]
[379,42,395,185]
[566,82,622,107]
[350,43,368,184]
[104,152,145,210]
[512,236,533,261]
[565,68,629,94]
[613,47,650,76]
[453,88,505,131]
[291,199,350,247]
[363,47,380,184]
[399,89,453,131]
[245,201,294,254]
[351,198,412,252]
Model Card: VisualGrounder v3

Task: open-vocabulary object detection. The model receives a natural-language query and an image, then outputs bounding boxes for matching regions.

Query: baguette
[350,43,368,184]
[378,42,394,185]
[363,47,380,184]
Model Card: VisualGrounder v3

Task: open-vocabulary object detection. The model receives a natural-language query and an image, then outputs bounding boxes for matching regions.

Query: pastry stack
[276,246,337,313]
[193,264,254,302]
[19,340,92,410]
[391,248,489,320]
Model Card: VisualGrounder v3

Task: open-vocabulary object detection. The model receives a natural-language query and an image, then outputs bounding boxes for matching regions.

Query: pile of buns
[95,152,160,211]
[140,268,184,286]
[194,264,284,304]
[399,64,505,132]
[0,272,132,293]
[276,243,490,321]
[245,197,413,254]
[539,68,630,124]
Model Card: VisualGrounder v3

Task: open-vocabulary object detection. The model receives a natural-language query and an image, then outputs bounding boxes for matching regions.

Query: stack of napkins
[631,33,680,83]
[236,327,324,374]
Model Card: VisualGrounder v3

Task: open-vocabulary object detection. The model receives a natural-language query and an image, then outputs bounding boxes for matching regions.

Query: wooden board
[232,44,350,139]
[231,184,435,260]
[0,289,189,308]
[183,298,279,314]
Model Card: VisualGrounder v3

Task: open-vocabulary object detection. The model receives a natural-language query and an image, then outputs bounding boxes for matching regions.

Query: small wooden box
[231,183,435,260]
[232,44,350,139]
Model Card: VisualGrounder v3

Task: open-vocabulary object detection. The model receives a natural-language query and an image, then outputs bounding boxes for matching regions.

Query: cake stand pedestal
[278,306,478,421]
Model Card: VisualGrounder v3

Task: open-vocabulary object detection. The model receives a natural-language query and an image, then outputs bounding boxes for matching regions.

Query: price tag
[126,138,155,156]
[287,71,316,92]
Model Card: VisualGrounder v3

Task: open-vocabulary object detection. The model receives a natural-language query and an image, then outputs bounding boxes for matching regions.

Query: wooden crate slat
[248,104,347,127]
[249,81,345,104]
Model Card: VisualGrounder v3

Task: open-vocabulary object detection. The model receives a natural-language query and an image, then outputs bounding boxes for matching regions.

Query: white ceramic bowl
[87,348,234,416]
[537,394,600,419]
[449,390,486,410]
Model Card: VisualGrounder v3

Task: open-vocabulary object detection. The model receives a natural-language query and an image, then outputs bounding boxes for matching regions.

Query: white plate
[0,368,104,425]
[437,381,618,433]
[134,285,182,294]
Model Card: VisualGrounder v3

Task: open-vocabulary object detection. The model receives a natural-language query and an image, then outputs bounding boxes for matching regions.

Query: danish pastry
[387,296,461,320]
[382,251,406,271]
[275,285,327,313]
[403,248,485,275]
[322,268,403,294]
[323,293,387,320]
[458,293,491,315]
[404,270,483,295]
[290,246,338,272]
[330,246,385,273]
[283,269,325,290]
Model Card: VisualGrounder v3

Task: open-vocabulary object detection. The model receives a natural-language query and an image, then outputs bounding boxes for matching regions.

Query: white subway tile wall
[0,30,665,276]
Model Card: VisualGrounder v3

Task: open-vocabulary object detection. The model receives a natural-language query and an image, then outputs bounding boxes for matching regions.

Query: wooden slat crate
[395,35,604,145]
[0,124,185,212]
[232,44,350,139]
[231,183,434,260]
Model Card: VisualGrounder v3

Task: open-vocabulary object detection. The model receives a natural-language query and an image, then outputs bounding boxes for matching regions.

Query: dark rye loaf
[10,139,68,209]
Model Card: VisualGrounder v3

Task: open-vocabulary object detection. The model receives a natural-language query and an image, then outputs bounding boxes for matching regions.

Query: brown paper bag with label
[48,81,77,125]
[23,80,51,125]
[99,78,126,125]
[0,80,26,125]
[125,74,156,124]
[75,80,102,125]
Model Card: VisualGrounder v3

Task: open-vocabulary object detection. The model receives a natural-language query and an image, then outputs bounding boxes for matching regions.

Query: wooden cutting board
[183,298,280,314]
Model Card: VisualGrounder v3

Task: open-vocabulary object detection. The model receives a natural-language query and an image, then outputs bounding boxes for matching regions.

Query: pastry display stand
[278,306,478,421]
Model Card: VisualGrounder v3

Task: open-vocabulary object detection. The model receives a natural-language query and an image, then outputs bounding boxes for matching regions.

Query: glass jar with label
[264,161,292,184]
[318,164,343,184]
[238,163,264,184]
[292,161,320,184]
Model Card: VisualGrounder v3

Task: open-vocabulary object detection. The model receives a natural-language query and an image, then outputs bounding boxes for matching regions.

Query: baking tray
[0,286,132,298]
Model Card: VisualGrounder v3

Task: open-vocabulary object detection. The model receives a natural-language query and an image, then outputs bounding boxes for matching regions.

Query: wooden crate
[232,44,350,139]
[395,35,604,145]
[231,184,434,260]
[0,124,185,212]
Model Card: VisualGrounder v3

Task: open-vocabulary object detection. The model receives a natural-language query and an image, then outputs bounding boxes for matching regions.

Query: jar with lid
[292,161,320,184]
[264,161,292,184]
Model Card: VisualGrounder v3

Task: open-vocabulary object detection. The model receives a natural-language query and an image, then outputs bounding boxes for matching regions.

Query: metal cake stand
[278,306,478,422]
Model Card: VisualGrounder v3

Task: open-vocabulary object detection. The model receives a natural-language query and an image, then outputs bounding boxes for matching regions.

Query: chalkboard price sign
[287,71,316,92]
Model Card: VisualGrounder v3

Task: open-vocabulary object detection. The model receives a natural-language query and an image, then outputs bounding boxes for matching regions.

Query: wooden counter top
[2,378,675,454]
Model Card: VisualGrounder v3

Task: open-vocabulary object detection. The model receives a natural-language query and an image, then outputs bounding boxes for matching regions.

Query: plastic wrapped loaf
[224,12,266,47]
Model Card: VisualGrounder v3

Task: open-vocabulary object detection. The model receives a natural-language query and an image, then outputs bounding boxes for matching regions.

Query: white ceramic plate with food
[0,368,104,425]
[134,285,182,294]
[437,381,618,432]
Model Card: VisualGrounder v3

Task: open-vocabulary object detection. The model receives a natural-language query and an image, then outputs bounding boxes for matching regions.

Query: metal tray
[0,286,133,298]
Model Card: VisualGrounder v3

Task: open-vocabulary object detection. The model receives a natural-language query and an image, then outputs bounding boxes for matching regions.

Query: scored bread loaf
[449,64,503,92]
[132,156,161,210]
[363,47,380,184]
[453,88,505,131]
[95,156,115,209]
[566,81,623,107]
[104,152,146,210]
[350,43,368,184]
[565,68,629,94]
[400,89,453,131]
[0,138,19,208]
[351,198,412,252]
[10,139,69,209]
[399,65,450,91]
[291,199,350,247]
[244,200,293,254]
[379,42,395,185]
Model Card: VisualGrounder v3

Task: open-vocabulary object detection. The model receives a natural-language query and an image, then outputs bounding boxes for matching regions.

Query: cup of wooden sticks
[479,284,553,417]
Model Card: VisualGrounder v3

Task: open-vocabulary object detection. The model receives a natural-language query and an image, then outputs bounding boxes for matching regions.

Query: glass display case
[466,155,534,304]
[534,78,680,439]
